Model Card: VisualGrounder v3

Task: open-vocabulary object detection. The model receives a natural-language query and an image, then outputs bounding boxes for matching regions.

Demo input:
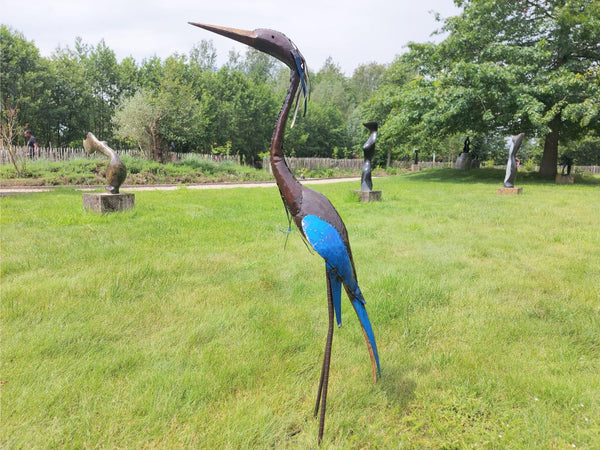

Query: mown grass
[1,168,599,447]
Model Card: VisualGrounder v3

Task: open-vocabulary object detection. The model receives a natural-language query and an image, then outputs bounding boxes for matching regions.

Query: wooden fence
[2,147,598,175]
[574,165,600,175]
[390,161,455,169]
[261,157,456,172]
[262,156,364,171]
[1,146,93,162]
[0,146,240,165]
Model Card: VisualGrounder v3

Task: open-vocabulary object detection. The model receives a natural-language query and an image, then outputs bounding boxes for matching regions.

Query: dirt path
[0,177,361,197]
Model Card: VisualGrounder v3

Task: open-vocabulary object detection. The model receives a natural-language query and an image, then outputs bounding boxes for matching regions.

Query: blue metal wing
[301,214,381,376]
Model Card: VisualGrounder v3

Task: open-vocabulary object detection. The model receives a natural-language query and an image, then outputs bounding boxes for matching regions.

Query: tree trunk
[150,120,163,162]
[539,119,560,176]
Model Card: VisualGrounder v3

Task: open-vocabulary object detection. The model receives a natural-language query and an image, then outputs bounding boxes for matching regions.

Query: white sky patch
[2,0,459,75]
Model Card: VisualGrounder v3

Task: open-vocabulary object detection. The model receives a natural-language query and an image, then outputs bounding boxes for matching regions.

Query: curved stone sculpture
[361,122,378,191]
[504,133,525,188]
[83,132,127,194]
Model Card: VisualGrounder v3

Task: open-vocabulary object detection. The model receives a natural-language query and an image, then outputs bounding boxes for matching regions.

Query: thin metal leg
[314,275,334,444]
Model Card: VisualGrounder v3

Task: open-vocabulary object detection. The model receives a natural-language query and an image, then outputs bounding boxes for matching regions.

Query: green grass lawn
[2,168,599,447]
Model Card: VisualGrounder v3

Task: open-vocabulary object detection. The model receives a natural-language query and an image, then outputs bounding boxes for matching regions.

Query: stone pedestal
[411,164,421,172]
[455,153,473,170]
[555,174,574,184]
[83,192,135,212]
[497,187,523,195]
[354,190,382,202]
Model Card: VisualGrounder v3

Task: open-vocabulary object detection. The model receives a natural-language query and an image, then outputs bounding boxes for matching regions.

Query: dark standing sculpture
[560,155,573,176]
[83,132,127,194]
[190,22,381,444]
[504,133,525,188]
[360,122,378,191]
[463,136,471,153]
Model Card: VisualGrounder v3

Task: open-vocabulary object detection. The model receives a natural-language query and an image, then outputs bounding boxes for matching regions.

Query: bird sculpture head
[190,23,308,121]
[189,23,304,70]
[363,121,378,132]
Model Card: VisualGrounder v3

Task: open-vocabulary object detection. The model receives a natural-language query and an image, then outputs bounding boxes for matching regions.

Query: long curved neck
[98,145,119,164]
[271,70,303,216]
[85,134,121,165]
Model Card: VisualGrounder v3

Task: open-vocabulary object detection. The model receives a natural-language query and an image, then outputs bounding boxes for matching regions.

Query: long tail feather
[347,286,381,381]
[301,214,381,380]
[327,270,343,327]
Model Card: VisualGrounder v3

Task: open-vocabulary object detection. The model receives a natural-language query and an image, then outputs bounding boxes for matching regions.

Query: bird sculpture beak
[189,23,257,48]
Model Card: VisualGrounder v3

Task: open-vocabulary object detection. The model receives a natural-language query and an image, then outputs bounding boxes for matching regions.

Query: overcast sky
[2,0,460,75]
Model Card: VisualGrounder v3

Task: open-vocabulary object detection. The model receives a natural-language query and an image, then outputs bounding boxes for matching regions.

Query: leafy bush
[178,154,220,173]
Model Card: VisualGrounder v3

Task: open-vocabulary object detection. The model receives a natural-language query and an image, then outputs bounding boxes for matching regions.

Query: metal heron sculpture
[190,23,381,444]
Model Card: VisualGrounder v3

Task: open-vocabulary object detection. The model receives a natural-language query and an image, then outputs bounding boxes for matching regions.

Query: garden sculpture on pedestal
[455,136,474,169]
[360,122,378,191]
[504,133,525,188]
[190,22,381,445]
[560,155,573,176]
[83,132,127,194]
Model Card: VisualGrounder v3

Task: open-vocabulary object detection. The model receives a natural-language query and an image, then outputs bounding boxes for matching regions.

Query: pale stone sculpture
[504,133,525,188]
[83,132,127,194]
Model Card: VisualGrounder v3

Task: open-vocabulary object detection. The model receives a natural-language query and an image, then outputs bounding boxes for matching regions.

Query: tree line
[2,0,599,173]
[0,25,385,165]
[363,0,600,174]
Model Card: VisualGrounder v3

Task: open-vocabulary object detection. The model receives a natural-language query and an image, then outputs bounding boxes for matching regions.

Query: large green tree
[346,63,387,158]
[1,26,50,145]
[43,39,133,147]
[311,57,354,120]
[201,67,277,163]
[44,46,92,146]
[2,26,143,148]
[361,56,425,163]
[349,63,387,105]
[2,25,386,162]
[81,39,122,140]
[378,0,600,174]
[114,55,206,162]
[284,101,348,158]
